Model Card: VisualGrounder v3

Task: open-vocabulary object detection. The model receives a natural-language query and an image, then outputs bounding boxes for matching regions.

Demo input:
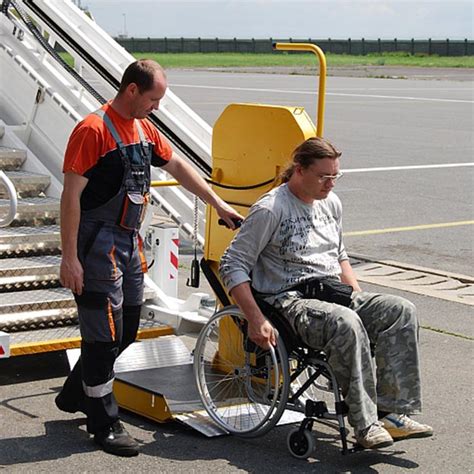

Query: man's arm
[60,172,88,295]
[230,282,276,349]
[219,205,279,349]
[339,259,362,292]
[162,152,243,229]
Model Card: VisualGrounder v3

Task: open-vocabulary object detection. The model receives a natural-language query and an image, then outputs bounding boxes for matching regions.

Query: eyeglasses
[316,172,344,184]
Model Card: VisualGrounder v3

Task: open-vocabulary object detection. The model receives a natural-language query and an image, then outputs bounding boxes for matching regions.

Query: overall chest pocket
[119,192,150,230]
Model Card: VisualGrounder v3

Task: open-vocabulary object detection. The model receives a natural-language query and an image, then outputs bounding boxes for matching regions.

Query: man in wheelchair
[219,137,433,450]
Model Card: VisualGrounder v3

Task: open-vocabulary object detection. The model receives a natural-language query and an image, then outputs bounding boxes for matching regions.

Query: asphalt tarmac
[0,67,472,472]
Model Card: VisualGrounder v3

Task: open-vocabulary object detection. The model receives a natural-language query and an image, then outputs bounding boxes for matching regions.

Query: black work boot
[94,421,139,457]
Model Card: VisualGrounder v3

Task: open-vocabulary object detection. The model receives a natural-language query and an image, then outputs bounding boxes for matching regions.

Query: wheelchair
[193,273,352,459]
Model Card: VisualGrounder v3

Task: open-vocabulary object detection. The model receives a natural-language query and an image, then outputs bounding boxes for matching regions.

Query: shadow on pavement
[0,419,95,465]
[136,420,420,473]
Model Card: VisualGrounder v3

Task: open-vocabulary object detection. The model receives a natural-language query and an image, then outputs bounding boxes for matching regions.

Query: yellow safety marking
[9,326,174,356]
[10,337,82,356]
[136,326,174,339]
[344,220,474,237]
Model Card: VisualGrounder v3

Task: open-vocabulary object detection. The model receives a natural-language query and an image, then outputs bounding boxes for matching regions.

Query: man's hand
[247,316,277,350]
[60,256,84,295]
[215,199,244,230]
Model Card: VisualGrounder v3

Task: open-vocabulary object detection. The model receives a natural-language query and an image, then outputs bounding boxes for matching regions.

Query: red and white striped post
[149,223,179,299]
[0,331,10,359]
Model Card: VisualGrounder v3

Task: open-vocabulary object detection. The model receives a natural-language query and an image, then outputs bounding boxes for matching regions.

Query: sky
[78,0,473,40]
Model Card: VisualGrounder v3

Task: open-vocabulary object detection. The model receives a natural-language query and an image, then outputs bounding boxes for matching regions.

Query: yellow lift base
[112,336,229,436]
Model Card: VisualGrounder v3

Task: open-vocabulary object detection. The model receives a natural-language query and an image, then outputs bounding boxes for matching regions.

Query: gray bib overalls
[58,108,154,434]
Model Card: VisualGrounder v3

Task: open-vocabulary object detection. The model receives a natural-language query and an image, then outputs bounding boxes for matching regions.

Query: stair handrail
[0,171,18,227]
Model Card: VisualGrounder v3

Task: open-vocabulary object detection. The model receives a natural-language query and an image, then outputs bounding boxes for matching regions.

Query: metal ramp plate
[110,337,304,437]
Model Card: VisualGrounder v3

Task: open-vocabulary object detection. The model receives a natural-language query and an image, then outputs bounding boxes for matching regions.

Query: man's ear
[126,82,139,97]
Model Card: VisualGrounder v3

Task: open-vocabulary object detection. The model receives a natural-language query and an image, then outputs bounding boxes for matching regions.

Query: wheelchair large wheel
[194,305,290,437]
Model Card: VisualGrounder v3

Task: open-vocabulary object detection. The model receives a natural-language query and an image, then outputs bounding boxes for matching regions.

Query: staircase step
[0,196,60,226]
[0,225,61,257]
[1,307,77,331]
[0,146,27,171]
[0,255,61,291]
[0,287,75,315]
[0,170,51,198]
[0,286,156,331]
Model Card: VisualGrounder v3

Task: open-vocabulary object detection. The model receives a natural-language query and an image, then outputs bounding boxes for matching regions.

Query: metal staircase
[0,0,214,358]
[0,144,73,332]
[0,142,166,355]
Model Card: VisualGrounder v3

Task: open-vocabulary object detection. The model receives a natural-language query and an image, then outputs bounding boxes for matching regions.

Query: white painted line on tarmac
[344,220,474,237]
[328,92,472,103]
[169,83,473,104]
[343,163,474,173]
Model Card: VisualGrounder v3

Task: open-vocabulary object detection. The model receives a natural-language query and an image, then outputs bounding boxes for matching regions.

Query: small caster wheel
[287,427,315,459]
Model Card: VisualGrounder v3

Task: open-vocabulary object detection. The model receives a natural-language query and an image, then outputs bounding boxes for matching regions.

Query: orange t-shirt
[63,103,172,210]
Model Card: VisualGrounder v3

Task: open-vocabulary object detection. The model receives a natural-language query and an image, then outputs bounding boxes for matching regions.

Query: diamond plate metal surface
[115,336,192,373]
[176,407,306,438]
[0,170,50,198]
[0,146,26,170]
[0,255,60,291]
[8,319,169,350]
[0,197,60,226]
[1,308,78,331]
[0,286,156,314]
[1,284,156,330]
[0,255,60,275]
[0,287,75,314]
[0,225,60,256]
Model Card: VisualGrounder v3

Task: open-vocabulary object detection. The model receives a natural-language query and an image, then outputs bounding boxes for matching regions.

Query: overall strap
[92,108,127,159]
[135,119,151,157]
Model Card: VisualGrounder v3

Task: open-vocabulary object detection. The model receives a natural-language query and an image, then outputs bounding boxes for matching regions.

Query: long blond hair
[280,137,342,183]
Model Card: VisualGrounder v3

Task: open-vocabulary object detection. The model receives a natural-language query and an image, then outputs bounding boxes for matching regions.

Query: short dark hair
[281,137,342,183]
[118,59,166,94]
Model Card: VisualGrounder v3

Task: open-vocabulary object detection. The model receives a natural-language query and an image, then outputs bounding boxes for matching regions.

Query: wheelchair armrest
[251,291,300,353]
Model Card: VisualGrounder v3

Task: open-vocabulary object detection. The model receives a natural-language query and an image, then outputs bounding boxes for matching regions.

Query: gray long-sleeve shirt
[219,184,348,296]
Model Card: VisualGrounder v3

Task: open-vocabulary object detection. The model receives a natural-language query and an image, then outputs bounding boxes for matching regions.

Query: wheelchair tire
[287,427,315,459]
[194,305,290,438]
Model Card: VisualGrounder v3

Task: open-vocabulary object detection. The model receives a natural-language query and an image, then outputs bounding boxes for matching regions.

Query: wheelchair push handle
[218,217,243,229]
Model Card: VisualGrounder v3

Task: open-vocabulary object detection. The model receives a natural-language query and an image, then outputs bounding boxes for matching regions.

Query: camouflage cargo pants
[272,291,422,431]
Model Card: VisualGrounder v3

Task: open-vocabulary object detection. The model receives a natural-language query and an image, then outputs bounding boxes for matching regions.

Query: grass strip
[133,52,474,69]
[59,52,474,69]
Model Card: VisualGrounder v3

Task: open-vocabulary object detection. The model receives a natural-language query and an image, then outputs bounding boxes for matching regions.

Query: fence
[115,37,473,56]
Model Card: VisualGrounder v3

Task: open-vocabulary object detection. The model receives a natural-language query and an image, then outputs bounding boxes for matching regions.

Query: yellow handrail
[273,42,327,137]
[150,179,179,187]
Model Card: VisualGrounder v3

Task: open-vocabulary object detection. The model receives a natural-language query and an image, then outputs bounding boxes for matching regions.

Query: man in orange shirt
[56,59,241,457]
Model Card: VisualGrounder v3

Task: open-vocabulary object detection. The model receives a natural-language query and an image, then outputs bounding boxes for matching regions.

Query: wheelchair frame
[193,301,352,458]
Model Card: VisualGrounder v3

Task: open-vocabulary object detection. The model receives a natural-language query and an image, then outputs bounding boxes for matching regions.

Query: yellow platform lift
[111,43,327,435]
